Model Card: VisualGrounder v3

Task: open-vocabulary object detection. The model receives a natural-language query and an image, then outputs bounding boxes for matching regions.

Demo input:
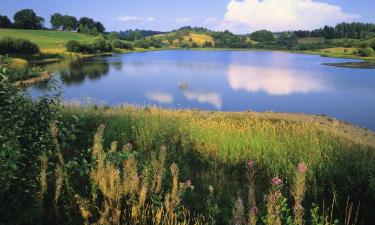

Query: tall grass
[55,105,374,225]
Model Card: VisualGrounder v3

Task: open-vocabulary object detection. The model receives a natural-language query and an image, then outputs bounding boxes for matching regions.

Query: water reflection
[228,65,327,95]
[183,91,222,109]
[146,92,174,104]
[60,59,110,85]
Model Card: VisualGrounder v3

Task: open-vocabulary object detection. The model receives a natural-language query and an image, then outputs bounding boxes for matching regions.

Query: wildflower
[297,163,308,174]
[272,176,282,186]
[209,185,214,194]
[247,160,255,169]
[250,206,259,214]
[186,179,192,186]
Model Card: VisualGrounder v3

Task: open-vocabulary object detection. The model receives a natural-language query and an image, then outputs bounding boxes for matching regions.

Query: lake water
[29,50,375,130]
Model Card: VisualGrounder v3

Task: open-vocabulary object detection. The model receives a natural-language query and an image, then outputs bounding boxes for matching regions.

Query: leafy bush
[0,56,58,222]
[0,37,40,54]
[66,38,112,53]
[66,40,83,52]
[111,39,133,50]
[90,37,112,52]
[356,47,374,57]
[134,39,150,49]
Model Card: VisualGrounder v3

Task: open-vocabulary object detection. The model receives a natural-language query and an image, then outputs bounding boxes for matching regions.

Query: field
[48,105,374,224]
[0,28,95,53]
[153,32,214,47]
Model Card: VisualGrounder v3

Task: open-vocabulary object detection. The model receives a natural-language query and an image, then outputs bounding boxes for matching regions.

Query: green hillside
[0,28,95,53]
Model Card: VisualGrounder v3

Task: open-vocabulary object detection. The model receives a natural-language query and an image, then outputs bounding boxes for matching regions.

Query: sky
[1,0,374,33]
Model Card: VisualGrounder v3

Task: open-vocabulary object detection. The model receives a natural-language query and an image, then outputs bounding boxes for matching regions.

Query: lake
[29,50,375,130]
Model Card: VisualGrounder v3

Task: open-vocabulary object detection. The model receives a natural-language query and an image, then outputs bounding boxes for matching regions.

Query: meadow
[0,28,95,53]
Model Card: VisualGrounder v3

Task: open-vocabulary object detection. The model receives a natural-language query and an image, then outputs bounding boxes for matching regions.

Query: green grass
[60,105,375,224]
[0,28,95,53]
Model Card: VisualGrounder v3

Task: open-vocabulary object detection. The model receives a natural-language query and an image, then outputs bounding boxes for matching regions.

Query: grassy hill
[152,32,214,47]
[0,28,95,53]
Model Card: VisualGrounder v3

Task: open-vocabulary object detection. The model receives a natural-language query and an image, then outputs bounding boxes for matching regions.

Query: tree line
[0,9,105,35]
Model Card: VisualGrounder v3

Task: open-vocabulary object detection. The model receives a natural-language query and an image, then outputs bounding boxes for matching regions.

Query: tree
[0,15,12,28]
[250,30,274,42]
[50,13,63,30]
[13,9,44,29]
[62,15,77,31]
[108,31,120,41]
[77,17,104,35]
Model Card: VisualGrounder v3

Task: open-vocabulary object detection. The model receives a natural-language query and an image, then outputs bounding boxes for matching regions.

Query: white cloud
[146,92,173,104]
[184,91,222,109]
[118,16,156,22]
[228,65,327,95]
[224,0,360,32]
[175,16,200,24]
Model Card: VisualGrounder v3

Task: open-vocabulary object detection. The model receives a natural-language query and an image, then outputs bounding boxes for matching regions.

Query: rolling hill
[0,28,96,53]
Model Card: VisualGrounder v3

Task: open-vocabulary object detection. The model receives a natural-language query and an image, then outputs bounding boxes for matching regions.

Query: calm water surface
[29,50,375,130]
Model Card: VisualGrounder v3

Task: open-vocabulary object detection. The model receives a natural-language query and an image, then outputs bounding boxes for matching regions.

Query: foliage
[355,47,374,57]
[0,56,58,223]
[13,9,44,29]
[211,30,250,48]
[0,37,40,54]
[121,30,144,41]
[250,30,274,42]
[111,39,134,50]
[50,13,78,31]
[0,15,13,28]
[66,38,112,53]
[77,17,105,35]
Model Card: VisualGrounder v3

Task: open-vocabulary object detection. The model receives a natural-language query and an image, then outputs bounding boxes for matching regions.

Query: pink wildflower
[247,160,255,169]
[272,176,282,186]
[297,163,308,174]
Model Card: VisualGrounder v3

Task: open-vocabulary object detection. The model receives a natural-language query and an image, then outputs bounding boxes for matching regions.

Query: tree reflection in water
[59,59,112,85]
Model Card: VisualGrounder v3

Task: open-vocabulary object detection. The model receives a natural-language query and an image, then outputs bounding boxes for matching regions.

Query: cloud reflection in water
[228,65,327,95]
[184,91,222,109]
[146,92,174,104]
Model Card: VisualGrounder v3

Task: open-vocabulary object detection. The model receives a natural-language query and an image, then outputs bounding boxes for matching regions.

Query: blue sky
[1,0,374,33]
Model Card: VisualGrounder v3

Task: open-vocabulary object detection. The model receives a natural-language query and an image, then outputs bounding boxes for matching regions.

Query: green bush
[134,39,149,49]
[0,56,59,222]
[66,38,113,53]
[356,47,374,57]
[66,40,83,52]
[111,39,133,50]
[90,37,113,52]
[0,37,40,54]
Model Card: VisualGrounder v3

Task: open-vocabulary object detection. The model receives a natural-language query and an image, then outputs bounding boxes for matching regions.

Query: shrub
[66,38,113,53]
[134,39,150,49]
[0,37,40,54]
[90,37,113,52]
[66,40,82,52]
[111,39,133,50]
[357,47,374,57]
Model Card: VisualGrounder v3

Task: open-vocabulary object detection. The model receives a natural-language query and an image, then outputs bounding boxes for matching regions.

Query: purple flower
[250,206,259,214]
[297,163,308,174]
[247,160,255,169]
[272,176,282,186]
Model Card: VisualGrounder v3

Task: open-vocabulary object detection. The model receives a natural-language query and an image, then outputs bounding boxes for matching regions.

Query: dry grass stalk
[293,163,307,225]
[38,154,48,209]
[232,197,245,225]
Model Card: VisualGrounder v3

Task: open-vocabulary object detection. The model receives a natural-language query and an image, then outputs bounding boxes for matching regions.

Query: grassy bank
[53,105,375,224]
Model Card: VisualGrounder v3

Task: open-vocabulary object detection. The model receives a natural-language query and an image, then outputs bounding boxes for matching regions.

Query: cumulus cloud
[224,0,360,32]
[146,92,173,104]
[228,65,327,95]
[118,16,155,22]
[184,91,222,109]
